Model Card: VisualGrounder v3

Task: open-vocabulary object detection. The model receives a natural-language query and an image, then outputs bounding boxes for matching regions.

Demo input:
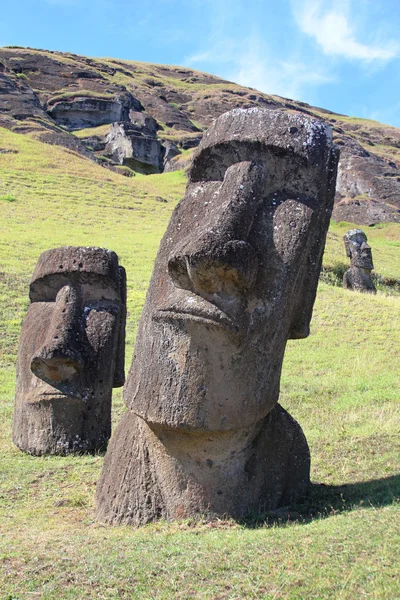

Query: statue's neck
[352,265,372,274]
[143,420,262,519]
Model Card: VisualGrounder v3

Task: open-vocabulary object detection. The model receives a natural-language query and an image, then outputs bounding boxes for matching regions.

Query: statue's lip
[153,298,238,333]
[26,392,83,404]
[153,309,238,332]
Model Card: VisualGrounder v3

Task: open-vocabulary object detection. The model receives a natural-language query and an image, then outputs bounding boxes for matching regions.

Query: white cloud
[355,102,400,127]
[186,39,237,66]
[231,46,334,100]
[186,34,334,102]
[292,0,399,61]
[185,2,336,103]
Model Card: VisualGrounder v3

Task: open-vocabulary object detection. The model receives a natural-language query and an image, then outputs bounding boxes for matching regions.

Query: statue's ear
[344,237,352,258]
[113,266,127,388]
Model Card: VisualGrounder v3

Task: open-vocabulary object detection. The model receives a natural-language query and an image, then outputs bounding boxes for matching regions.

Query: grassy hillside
[0,128,399,599]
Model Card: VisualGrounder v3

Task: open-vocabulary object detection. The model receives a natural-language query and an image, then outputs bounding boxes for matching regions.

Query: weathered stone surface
[0,71,97,160]
[161,139,180,168]
[343,229,376,293]
[179,135,203,150]
[129,109,159,134]
[96,108,339,525]
[333,136,400,224]
[47,92,142,130]
[131,87,201,133]
[13,246,126,455]
[104,121,165,174]
[104,121,181,174]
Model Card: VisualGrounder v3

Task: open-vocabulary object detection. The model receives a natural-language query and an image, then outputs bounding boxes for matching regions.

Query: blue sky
[1,0,399,127]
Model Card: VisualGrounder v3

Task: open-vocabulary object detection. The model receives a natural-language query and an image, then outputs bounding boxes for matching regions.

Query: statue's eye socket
[30,279,120,304]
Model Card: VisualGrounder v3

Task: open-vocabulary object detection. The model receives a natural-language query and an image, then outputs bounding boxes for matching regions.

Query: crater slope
[1,46,399,224]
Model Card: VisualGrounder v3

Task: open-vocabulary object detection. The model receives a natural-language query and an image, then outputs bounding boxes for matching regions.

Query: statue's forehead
[30,246,120,284]
[190,108,333,183]
[29,246,121,301]
[345,229,368,244]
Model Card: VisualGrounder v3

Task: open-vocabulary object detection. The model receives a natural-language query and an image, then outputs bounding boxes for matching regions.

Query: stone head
[125,108,338,433]
[344,229,374,270]
[13,246,126,454]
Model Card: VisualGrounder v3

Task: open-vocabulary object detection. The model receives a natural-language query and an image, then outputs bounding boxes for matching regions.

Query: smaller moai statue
[343,229,376,293]
[13,246,126,455]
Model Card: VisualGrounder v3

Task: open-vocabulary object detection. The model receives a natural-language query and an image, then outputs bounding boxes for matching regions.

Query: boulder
[161,139,180,168]
[104,121,165,174]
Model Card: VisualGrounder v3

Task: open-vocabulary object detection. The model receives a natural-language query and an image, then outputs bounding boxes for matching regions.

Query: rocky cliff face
[1,46,399,224]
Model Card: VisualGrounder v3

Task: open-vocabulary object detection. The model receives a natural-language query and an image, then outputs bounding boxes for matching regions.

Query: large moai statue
[343,229,376,293]
[13,246,126,455]
[96,108,339,525]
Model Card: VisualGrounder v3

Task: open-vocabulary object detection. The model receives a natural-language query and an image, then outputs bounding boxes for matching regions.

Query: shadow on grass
[242,474,400,528]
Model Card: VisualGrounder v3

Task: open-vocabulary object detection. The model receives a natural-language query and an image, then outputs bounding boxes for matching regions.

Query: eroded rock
[104,121,165,174]
[104,121,181,174]
[343,229,376,293]
[13,246,126,455]
[96,108,339,525]
[333,136,400,224]
[47,92,142,130]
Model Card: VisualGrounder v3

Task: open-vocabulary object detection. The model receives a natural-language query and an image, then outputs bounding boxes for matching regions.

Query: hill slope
[1,46,400,225]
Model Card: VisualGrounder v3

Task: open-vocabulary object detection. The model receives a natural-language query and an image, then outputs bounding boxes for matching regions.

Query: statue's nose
[168,160,264,299]
[168,239,258,296]
[31,285,84,385]
[361,242,371,251]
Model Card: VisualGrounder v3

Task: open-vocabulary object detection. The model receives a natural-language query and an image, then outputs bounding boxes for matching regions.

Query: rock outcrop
[0,46,399,224]
[47,92,142,130]
[103,120,179,174]
[333,135,400,224]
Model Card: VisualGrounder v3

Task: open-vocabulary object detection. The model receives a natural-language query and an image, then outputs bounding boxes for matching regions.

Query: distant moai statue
[13,246,126,455]
[343,229,376,293]
[96,108,339,525]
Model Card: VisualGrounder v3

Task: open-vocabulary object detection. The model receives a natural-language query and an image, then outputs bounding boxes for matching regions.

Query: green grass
[47,89,117,106]
[0,126,399,599]
[72,124,111,138]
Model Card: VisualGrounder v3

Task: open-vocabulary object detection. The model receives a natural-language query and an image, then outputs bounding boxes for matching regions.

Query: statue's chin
[135,391,279,434]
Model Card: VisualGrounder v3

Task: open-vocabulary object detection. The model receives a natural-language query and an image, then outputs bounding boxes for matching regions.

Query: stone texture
[13,246,126,455]
[96,108,339,525]
[47,92,142,130]
[129,109,159,134]
[161,139,180,168]
[104,121,165,174]
[333,136,400,225]
[104,122,181,174]
[343,229,376,293]
[131,87,201,133]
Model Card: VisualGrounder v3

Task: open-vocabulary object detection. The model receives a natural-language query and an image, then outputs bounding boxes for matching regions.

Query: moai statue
[343,229,376,293]
[13,246,126,455]
[96,108,339,525]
